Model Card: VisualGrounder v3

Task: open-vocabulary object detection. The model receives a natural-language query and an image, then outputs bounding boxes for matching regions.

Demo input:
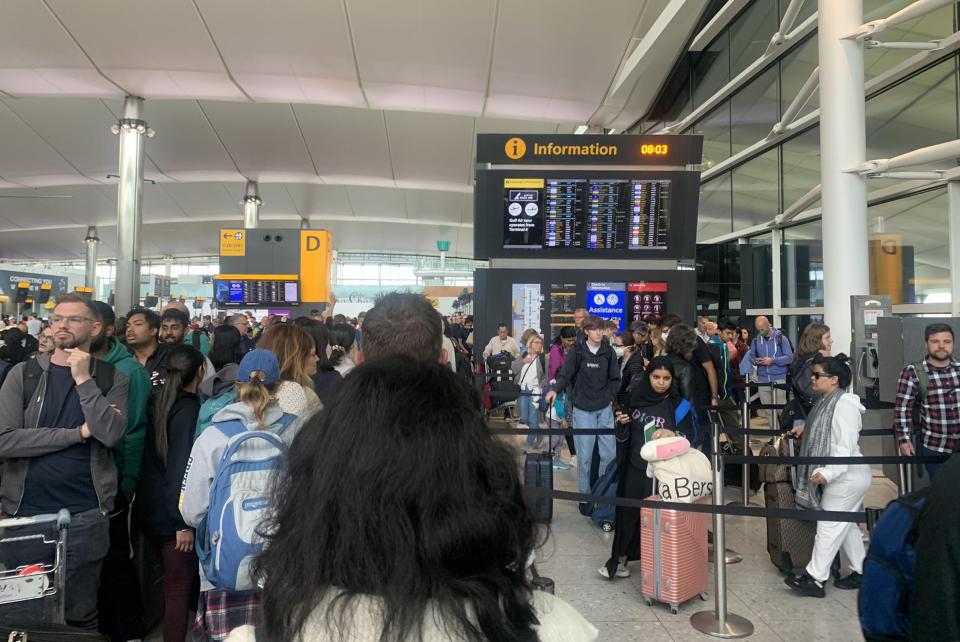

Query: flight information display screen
[501,177,671,251]
[214,277,300,307]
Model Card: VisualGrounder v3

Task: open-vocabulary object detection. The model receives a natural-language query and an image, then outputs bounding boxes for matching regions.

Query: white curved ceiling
[0,0,705,260]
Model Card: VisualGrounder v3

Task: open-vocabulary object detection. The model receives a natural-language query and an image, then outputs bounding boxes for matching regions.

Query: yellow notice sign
[219,229,246,256]
[300,230,333,302]
[503,178,545,188]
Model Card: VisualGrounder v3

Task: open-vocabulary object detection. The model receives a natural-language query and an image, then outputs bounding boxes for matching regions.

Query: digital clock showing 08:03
[640,143,670,156]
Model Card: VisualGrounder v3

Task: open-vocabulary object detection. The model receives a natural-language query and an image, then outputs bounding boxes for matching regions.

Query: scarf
[628,356,679,407]
[794,388,844,510]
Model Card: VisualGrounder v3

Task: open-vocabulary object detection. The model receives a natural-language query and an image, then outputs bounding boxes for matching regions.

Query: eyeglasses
[811,372,835,380]
[50,315,92,325]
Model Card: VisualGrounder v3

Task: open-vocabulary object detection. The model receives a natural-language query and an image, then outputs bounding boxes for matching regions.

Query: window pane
[694,103,731,167]
[698,174,732,241]
[732,148,781,230]
[781,219,824,307]
[866,57,959,192]
[868,188,950,304]
[729,1,779,77]
[693,31,729,108]
[781,126,820,211]
[864,2,955,78]
[779,35,819,120]
[781,314,825,349]
[741,233,774,309]
[731,65,780,154]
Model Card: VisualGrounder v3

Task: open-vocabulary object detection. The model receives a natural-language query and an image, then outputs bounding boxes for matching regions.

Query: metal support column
[83,226,100,292]
[819,0,869,354]
[771,228,783,328]
[948,180,960,317]
[243,180,261,229]
[112,96,149,315]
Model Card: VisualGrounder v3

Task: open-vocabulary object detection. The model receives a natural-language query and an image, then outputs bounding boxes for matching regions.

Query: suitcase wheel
[601,521,614,533]
[644,597,653,607]
[670,604,679,615]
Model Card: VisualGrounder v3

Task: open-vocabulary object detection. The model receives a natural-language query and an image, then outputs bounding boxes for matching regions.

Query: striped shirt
[894,357,960,454]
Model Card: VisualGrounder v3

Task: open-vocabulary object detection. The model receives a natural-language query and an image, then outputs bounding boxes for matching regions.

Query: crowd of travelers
[0,293,957,641]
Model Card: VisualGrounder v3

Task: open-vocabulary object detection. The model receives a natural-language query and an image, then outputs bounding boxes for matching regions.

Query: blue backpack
[858,489,929,641]
[196,413,296,591]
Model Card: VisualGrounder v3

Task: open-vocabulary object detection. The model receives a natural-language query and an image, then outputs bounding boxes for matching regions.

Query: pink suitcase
[640,496,710,614]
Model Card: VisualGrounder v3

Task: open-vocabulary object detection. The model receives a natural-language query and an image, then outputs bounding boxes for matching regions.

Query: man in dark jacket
[911,452,960,640]
[0,294,128,630]
[545,315,620,497]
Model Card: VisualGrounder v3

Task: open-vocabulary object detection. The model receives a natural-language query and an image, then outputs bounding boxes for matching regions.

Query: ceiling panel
[0,186,114,229]
[486,0,645,122]
[196,0,363,106]
[385,110,473,188]
[46,0,242,99]
[0,0,120,97]
[134,100,240,179]
[350,0,494,114]
[0,103,84,183]
[198,101,317,179]
[2,98,118,180]
[160,182,238,220]
[283,184,354,217]
[345,186,406,218]
[403,189,468,223]
[294,105,394,182]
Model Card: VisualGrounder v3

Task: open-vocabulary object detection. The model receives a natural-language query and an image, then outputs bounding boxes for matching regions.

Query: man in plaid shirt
[895,323,959,479]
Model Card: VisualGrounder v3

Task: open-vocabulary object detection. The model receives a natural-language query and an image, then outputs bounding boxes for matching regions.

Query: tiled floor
[531,439,897,642]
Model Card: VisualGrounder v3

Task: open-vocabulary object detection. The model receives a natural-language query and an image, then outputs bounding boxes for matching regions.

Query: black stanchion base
[690,610,754,638]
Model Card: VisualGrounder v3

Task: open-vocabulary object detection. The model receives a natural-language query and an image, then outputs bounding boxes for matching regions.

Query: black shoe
[578,502,591,516]
[834,572,862,590]
[784,572,826,598]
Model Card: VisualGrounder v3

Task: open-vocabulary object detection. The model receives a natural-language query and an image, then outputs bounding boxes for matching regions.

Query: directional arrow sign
[219,228,245,257]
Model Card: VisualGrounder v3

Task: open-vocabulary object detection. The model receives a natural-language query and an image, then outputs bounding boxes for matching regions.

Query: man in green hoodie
[91,301,151,642]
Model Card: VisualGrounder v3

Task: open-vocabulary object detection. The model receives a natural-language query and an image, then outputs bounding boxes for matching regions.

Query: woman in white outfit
[786,353,872,597]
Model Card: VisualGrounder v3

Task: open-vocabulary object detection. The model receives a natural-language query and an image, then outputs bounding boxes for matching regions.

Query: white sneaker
[597,563,630,579]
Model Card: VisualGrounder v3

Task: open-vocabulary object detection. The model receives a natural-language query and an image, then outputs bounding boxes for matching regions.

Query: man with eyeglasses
[226,313,256,355]
[0,293,128,630]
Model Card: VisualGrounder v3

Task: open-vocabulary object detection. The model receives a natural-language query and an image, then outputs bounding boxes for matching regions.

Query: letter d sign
[300,230,333,302]
[306,236,320,252]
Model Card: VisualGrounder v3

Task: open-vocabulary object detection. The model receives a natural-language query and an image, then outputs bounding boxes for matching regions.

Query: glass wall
[643,0,958,315]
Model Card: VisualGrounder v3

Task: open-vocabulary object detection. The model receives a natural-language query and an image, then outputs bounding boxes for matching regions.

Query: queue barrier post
[740,394,750,507]
[691,423,754,639]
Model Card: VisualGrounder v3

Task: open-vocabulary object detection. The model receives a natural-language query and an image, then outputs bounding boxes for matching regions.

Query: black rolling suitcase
[524,452,553,523]
[0,624,109,641]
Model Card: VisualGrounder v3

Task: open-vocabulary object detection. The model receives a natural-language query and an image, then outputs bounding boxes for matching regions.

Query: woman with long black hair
[207,325,244,372]
[293,316,342,405]
[600,357,694,580]
[135,344,204,642]
[237,357,597,642]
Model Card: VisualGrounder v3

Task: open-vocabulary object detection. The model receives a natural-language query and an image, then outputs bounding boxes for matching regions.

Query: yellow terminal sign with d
[300,230,333,302]
[220,229,246,256]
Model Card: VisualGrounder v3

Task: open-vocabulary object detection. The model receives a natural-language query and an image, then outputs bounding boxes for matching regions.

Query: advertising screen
[586,282,626,331]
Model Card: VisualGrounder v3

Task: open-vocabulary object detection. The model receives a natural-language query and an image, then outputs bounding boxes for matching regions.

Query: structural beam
[948,180,960,316]
[243,180,261,229]
[853,139,960,175]
[843,0,954,40]
[113,96,148,315]
[819,0,869,354]
[83,226,99,291]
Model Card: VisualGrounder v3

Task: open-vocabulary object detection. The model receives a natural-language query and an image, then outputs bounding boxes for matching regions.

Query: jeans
[921,444,948,480]
[571,405,616,494]
[519,391,542,449]
[64,508,111,630]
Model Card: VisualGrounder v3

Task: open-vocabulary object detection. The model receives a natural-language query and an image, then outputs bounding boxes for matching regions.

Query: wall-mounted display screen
[476,170,699,261]
[627,282,667,324]
[503,178,670,251]
[213,276,300,307]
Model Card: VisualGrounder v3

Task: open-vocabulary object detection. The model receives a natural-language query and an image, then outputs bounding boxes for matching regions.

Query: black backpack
[21,355,116,410]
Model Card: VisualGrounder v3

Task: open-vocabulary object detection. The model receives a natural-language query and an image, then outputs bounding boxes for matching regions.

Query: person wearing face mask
[600,358,691,580]
[739,316,793,429]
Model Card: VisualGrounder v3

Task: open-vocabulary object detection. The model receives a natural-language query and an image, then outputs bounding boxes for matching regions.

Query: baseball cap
[237,349,281,385]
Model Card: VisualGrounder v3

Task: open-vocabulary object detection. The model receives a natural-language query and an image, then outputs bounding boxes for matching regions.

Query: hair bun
[834,353,850,364]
